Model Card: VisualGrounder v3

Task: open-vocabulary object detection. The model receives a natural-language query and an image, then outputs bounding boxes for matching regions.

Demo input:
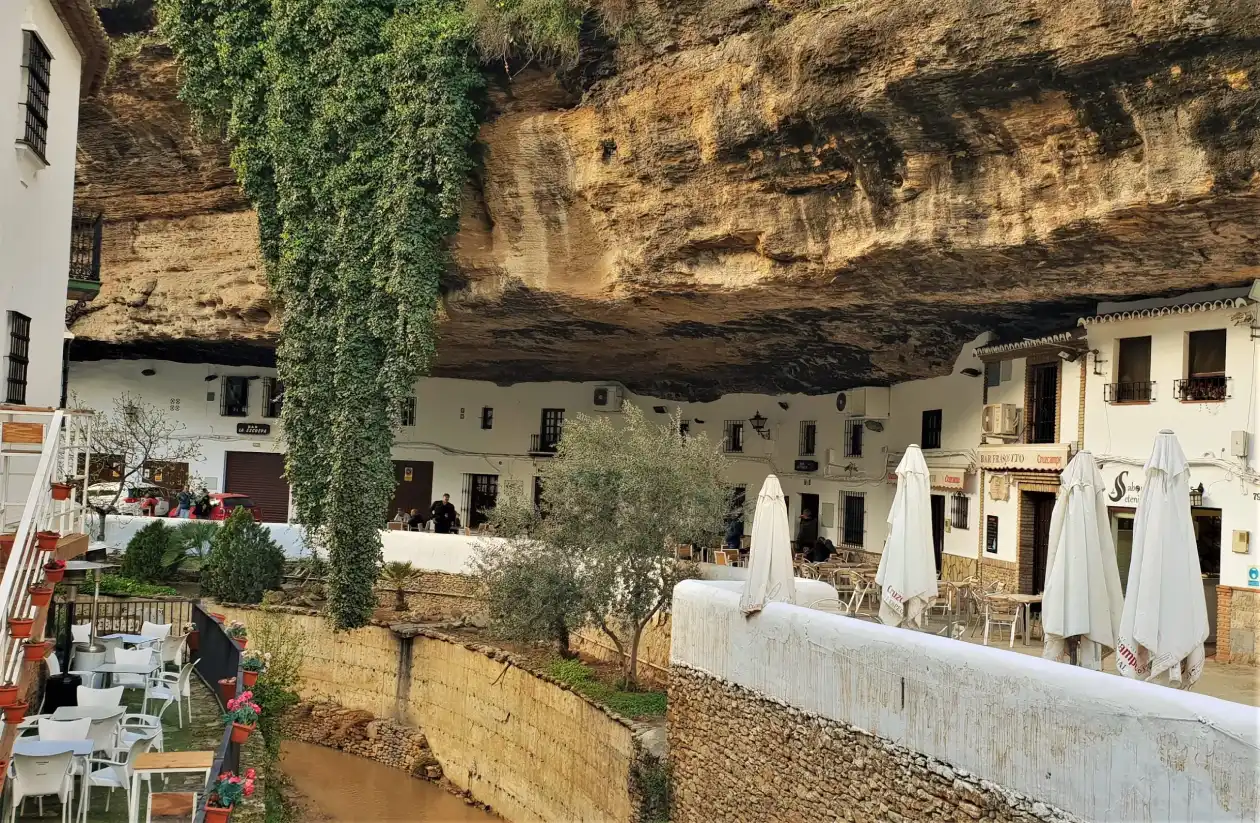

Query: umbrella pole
[60,583,77,671]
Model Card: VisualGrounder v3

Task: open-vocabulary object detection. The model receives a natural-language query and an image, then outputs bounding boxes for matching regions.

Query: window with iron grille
[723,420,744,453]
[841,493,865,547]
[679,420,690,438]
[399,397,416,427]
[481,407,493,429]
[5,313,31,405]
[539,409,564,450]
[921,409,943,449]
[985,515,999,554]
[69,212,103,283]
[798,420,817,456]
[844,418,863,457]
[951,493,969,530]
[463,473,498,529]
[262,378,284,418]
[220,376,249,417]
[984,362,1001,388]
[20,32,52,161]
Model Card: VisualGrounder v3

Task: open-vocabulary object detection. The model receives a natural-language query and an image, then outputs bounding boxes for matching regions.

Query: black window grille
[262,378,283,418]
[679,420,690,438]
[723,420,744,453]
[844,418,863,457]
[842,493,865,548]
[6,313,31,405]
[1027,362,1059,444]
[220,376,249,417]
[463,473,498,529]
[1105,381,1155,403]
[798,421,817,456]
[69,211,103,283]
[399,397,416,427]
[985,515,999,554]
[921,409,942,450]
[951,493,970,530]
[537,409,564,451]
[481,407,494,429]
[21,32,51,161]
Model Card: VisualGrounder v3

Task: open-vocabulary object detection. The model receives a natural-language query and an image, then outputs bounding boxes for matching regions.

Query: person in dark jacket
[406,507,427,531]
[796,509,819,554]
[431,494,457,534]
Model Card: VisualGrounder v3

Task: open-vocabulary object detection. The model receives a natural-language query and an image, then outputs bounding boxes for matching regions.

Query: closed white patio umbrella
[1041,451,1124,669]
[876,446,937,628]
[739,474,797,615]
[1116,430,1210,688]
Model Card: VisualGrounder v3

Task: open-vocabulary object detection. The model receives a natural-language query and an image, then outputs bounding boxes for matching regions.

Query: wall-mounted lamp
[1190,483,1204,508]
[1089,350,1104,377]
[960,367,982,377]
[140,368,156,377]
[204,374,219,382]
[1057,350,1080,363]
[749,411,772,439]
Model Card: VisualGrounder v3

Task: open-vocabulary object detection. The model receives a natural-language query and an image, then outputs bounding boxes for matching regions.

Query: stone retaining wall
[282,700,441,779]
[1217,585,1260,664]
[379,570,485,622]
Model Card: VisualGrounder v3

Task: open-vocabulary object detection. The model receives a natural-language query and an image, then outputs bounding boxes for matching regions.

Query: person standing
[796,509,819,555]
[176,487,193,519]
[431,494,457,534]
[195,487,211,519]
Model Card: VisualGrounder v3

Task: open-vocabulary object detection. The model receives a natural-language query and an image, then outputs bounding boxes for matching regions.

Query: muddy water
[280,740,497,822]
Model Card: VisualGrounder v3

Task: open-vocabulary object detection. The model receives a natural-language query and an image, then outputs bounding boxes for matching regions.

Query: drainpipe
[395,633,414,724]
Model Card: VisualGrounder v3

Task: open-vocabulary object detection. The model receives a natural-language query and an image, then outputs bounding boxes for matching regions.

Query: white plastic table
[51,705,125,721]
[126,751,215,823]
[101,634,160,647]
[89,662,156,688]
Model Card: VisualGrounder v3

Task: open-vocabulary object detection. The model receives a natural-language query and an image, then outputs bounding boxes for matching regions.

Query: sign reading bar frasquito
[976,443,1070,472]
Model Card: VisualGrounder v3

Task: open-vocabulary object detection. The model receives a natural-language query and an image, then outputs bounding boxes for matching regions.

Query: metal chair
[982,596,1024,648]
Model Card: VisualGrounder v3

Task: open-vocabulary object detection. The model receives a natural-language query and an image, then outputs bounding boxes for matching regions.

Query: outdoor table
[992,593,1042,645]
[51,705,125,721]
[90,662,156,689]
[127,751,215,823]
[101,633,160,647]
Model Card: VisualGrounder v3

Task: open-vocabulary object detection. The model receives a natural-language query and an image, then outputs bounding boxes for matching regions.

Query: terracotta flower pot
[27,585,52,609]
[21,641,48,662]
[50,483,72,501]
[0,685,18,707]
[7,618,33,639]
[0,533,15,560]
[204,804,233,823]
[187,628,200,653]
[218,677,237,703]
[2,703,27,724]
[236,638,248,649]
[42,564,64,584]
[35,531,59,552]
[210,612,226,623]
[229,722,255,744]
[241,670,259,688]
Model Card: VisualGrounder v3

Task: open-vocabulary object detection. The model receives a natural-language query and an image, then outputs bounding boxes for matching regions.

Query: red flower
[245,768,256,779]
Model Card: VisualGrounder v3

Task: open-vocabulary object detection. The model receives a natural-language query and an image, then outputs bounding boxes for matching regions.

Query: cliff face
[72,0,1260,399]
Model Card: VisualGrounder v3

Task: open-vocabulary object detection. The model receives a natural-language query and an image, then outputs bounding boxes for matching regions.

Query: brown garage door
[223,451,290,523]
[388,461,433,522]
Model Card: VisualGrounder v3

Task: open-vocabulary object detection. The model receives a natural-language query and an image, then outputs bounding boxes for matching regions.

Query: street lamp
[1190,483,1204,508]
[748,411,770,439]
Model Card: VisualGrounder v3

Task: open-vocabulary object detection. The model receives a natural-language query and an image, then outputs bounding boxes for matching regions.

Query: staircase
[0,407,94,786]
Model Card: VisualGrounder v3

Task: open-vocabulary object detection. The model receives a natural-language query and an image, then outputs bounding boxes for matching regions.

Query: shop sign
[989,474,1010,502]
[794,460,819,473]
[404,467,414,482]
[1106,469,1142,506]
[929,470,966,491]
[1249,567,1259,588]
[236,423,271,436]
[977,443,1070,472]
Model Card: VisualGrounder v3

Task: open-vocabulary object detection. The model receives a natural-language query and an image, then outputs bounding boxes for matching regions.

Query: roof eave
[50,0,110,97]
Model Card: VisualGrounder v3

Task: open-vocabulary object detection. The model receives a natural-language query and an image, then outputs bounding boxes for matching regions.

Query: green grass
[545,658,667,719]
[95,575,180,598]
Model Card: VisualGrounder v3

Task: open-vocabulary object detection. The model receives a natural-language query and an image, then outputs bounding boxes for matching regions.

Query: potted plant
[0,534,15,561]
[35,531,59,552]
[42,559,65,584]
[27,584,53,609]
[205,768,256,823]
[0,683,18,706]
[223,690,261,744]
[226,620,248,648]
[7,618,33,639]
[50,482,73,501]
[217,677,237,703]
[184,620,200,653]
[209,612,226,623]
[21,640,49,662]
[240,652,267,688]
[1,702,27,724]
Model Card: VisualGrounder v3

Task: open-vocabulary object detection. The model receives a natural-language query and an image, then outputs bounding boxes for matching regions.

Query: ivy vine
[158,0,482,628]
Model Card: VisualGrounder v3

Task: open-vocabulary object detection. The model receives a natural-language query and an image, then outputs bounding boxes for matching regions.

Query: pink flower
[245,768,256,779]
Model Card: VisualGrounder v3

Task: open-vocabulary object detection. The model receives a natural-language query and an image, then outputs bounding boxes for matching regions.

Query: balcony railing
[68,210,102,302]
[1104,381,1155,403]
[529,433,559,455]
[1174,376,1230,402]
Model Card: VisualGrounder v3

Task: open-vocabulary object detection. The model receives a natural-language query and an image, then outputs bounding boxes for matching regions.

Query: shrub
[95,575,178,597]
[121,521,176,583]
[201,507,285,604]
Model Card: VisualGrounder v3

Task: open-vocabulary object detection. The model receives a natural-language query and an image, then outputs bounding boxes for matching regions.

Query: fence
[191,603,243,823]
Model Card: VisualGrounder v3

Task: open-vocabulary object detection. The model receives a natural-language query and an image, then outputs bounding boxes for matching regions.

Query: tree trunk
[625,625,643,690]
[394,587,406,612]
[553,619,575,659]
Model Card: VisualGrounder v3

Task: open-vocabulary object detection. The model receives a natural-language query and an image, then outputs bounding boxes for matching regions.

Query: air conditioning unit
[982,403,1019,436]
[592,385,624,412]
[835,387,890,418]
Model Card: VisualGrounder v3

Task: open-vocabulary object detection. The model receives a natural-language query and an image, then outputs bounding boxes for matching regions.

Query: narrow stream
[280,740,497,822]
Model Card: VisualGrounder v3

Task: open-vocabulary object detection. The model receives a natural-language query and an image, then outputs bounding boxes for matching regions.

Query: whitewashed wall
[98,514,310,558]
[671,581,1260,822]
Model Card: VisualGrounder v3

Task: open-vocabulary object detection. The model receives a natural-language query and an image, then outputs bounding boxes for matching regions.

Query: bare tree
[76,393,202,539]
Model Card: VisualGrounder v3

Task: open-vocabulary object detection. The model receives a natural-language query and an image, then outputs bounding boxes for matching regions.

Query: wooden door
[388,461,433,521]
[930,494,945,573]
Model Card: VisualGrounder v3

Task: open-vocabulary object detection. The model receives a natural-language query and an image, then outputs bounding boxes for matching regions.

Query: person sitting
[406,507,426,531]
[724,517,744,551]
[806,537,835,564]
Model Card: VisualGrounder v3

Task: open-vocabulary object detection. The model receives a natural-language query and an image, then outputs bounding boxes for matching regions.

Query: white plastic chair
[84,732,155,815]
[77,686,125,708]
[144,662,196,729]
[9,752,76,823]
[112,648,157,690]
[118,714,164,754]
[87,714,125,758]
[139,622,172,640]
[70,623,92,645]
[37,718,91,742]
[159,634,188,672]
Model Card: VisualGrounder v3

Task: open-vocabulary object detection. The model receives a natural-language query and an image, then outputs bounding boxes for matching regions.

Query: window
[1026,362,1059,444]
[219,376,249,417]
[262,378,284,418]
[1108,337,1152,403]
[399,397,416,427]
[463,473,499,529]
[1193,510,1221,576]
[679,420,690,437]
[20,32,52,161]
[951,493,969,530]
[798,420,817,456]
[844,418,863,458]
[480,407,493,430]
[539,409,564,450]
[5,313,31,405]
[723,420,744,453]
[842,493,865,547]
[985,515,999,554]
[1178,329,1229,401]
[984,362,1001,388]
[921,409,942,450]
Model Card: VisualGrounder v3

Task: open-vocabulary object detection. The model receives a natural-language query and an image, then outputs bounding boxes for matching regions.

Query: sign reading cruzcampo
[977,443,1071,471]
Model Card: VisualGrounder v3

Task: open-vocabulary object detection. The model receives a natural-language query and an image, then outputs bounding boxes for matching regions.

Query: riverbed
[280,740,497,821]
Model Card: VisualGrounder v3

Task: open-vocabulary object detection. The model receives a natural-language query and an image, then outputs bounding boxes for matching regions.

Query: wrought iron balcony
[529,433,559,455]
[68,210,102,301]
[1174,376,1230,402]
[1104,381,1155,403]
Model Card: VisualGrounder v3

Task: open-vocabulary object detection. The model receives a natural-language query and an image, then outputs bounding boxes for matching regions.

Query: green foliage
[122,520,176,583]
[632,754,670,823]
[545,657,667,719]
[167,520,219,575]
[94,575,179,597]
[107,31,164,77]
[247,611,306,759]
[202,507,285,604]
[379,561,420,611]
[466,0,632,64]
[157,0,482,630]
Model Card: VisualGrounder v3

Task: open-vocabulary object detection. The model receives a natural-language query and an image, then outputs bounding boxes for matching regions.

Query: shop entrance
[929,494,945,573]
[1020,490,1056,594]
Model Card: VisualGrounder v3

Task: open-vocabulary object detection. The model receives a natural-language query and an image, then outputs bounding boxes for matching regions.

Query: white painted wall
[0,0,82,407]
[97,513,311,558]
[671,581,1260,823]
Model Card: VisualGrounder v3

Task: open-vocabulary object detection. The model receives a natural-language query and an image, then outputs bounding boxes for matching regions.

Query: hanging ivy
[158,0,482,628]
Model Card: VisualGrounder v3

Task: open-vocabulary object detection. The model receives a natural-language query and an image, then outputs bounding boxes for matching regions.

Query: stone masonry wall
[282,700,442,779]
[376,570,485,622]
[668,665,1078,823]
[1217,585,1260,665]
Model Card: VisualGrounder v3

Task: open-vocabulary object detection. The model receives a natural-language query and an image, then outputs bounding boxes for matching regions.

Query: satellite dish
[836,392,847,412]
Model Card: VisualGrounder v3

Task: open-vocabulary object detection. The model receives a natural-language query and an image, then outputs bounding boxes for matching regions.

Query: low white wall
[98,514,312,558]
[379,530,483,572]
[671,580,1260,823]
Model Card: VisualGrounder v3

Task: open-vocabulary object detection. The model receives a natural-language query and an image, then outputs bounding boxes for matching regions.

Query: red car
[168,493,263,522]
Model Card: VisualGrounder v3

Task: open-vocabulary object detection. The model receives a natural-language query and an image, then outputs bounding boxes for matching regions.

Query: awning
[974,329,1087,363]
[978,443,1072,472]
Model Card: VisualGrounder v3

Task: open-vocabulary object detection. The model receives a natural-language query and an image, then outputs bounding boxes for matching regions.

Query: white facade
[1,0,89,407]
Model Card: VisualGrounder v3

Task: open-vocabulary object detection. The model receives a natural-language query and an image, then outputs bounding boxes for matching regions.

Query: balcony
[529,433,559,455]
[1104,381,1156,404]
[67,210,102,301]
[1174,376,1230,402]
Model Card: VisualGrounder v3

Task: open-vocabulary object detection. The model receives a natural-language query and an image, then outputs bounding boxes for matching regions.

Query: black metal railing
[192,603,244,823]
[1174,376,1230,402]
[1104,381,1155,403]
[69,211,102,283]
[47,598,196,646]
[529,433,558,454]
